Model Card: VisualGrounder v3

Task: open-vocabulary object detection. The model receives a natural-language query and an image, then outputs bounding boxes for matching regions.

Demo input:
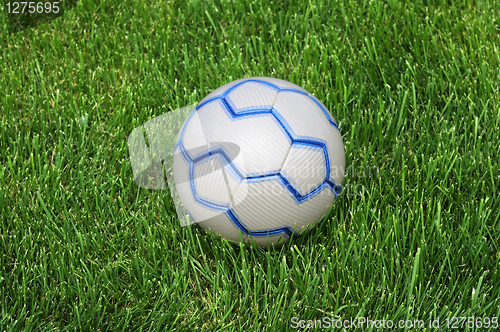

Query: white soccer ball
[173,77,345,247]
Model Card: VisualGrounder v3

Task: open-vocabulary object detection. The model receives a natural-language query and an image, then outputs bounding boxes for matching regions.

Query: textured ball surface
[173,77,345,247]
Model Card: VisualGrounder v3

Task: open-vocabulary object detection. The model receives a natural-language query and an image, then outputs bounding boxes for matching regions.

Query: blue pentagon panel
[281,143,328,196]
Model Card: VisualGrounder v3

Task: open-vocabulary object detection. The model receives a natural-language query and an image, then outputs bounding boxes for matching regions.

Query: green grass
[1,0,500,330]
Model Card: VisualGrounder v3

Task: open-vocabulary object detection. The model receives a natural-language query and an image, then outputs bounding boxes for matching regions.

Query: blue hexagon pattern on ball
[173,77,345,247]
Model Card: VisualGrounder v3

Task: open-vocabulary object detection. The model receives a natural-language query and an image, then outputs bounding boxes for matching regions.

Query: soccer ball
[173,77,344,247]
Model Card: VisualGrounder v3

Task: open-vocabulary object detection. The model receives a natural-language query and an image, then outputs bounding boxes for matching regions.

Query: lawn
[1,0,499,330]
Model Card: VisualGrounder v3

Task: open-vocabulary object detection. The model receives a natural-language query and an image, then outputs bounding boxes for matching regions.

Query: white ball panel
[281,144,327,196]
[197,212,248,243]
[198,211,289,247]
[178,111,209,158]
[231,178,335,233]
[308,94,337,125]
[173,148,227,223]
[273,91,344,185]
[273,91,331,136]
[226,82,278,112]
[223,163,244,198]
[193,154,239,207]
[196,100,291,176]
